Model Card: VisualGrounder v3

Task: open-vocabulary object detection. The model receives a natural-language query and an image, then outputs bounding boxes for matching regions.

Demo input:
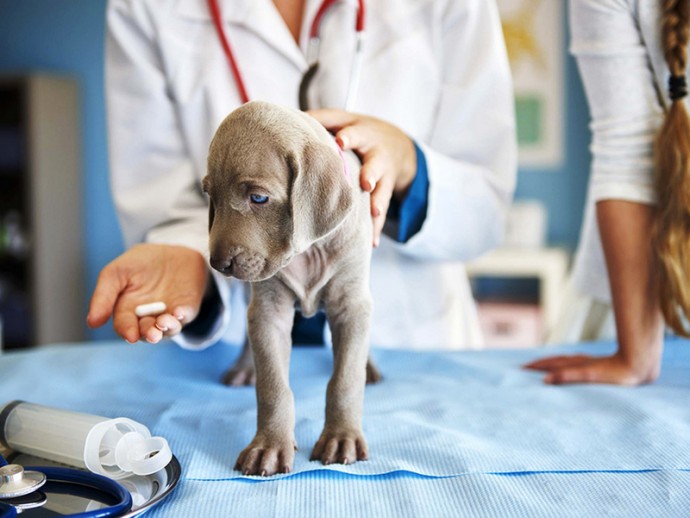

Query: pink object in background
[477,302,544,348]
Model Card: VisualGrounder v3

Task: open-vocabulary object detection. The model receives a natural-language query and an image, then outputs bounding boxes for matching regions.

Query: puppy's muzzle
[210,246,268,280]
[210,255,234,276]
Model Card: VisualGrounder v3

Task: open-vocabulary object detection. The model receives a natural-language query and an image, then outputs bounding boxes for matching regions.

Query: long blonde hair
[654,0,690,334]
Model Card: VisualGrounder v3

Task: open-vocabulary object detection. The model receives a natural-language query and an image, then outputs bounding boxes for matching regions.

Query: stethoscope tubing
[27,466,132,518]
[309,0,364,38]
[0,455,132,518]
[207,0,250,103]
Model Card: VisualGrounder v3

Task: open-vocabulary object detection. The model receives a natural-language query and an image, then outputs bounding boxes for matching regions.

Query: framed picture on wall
[497,0,564,168]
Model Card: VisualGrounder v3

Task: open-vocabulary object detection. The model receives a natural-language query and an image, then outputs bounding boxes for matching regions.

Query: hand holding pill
[87,244,209,344]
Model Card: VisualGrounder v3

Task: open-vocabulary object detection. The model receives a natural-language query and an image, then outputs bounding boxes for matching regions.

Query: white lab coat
[105,0,517,350]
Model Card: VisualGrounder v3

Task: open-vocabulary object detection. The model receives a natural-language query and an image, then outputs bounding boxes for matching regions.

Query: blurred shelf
[0,74,84,350]
[467,247,570,347]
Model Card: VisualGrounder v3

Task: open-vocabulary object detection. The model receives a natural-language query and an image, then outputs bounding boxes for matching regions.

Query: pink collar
[336,146,350,180]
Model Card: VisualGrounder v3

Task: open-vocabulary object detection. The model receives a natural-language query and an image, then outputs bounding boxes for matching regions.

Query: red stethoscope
[207,0,365,110]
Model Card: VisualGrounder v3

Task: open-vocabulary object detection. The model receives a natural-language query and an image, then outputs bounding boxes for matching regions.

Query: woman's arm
[526,201,664,384]
[525,0,666,384]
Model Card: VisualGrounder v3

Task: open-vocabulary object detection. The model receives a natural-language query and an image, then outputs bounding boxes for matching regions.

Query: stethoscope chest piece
[0,464,46,499]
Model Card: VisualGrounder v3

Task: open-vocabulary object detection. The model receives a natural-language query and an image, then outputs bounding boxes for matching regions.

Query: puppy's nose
[210,255,234,276]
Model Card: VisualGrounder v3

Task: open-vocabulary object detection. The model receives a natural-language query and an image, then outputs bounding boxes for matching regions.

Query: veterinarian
[526,0,690,385]
[87,0,516,354]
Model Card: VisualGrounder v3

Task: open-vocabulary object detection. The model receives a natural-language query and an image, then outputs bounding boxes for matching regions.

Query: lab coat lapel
[237,0,361,71]
[176,0,307,71]
[242,0,307,71]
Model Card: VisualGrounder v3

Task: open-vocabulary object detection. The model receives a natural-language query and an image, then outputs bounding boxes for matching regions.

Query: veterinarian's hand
[308,109,417,247]
[523,350,661,385]
[87,244,208,343]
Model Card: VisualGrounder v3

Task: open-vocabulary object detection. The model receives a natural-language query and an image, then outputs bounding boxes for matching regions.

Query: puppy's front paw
[310,428,368,466]
[235,435,297,476]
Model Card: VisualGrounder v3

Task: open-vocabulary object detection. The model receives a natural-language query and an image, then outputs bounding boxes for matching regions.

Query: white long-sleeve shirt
[570,0,690,303]
[105,0,517,349]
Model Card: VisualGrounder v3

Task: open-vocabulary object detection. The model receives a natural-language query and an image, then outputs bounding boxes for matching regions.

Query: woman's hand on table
[308,109,417,247]
[523,349,662,386]
[87,243,208,343]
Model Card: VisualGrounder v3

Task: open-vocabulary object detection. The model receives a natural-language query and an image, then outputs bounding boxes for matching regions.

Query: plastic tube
[0,401,171,480]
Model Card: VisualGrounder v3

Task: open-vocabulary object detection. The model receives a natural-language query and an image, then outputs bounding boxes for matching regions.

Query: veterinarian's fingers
[358,152,389,193]
[140,317,163,344]
[359,170,376,193]
[334,124,375,154]
[335,122,394,192]
[87,264,127,328]
[370,175,395,217]
[370,176,396,247]
[155,314,182,337]
[363,150,395,201]
[112,308,140,344]
[170,304,197,325]
[306,108,357,132]
[372,215,385,247]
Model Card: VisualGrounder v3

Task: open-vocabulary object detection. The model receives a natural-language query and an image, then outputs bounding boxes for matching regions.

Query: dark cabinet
[0,75,84,350]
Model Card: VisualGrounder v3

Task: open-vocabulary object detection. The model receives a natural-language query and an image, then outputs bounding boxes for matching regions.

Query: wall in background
[517,42,591,249]
[0,0,120,340]
[0,0,590,342]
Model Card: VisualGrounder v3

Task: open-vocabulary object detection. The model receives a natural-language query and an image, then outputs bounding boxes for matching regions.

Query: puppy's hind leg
[221,337,256,386]
[366,355,383,384]
[222,282,257,386]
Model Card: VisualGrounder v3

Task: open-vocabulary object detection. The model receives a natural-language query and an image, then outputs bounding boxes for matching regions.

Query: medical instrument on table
[134,301,167,318]
[207,0,365,110]
[0,451,180,518]
[0,402,180,517]
[0,402,171,479]
[0,453,132,517]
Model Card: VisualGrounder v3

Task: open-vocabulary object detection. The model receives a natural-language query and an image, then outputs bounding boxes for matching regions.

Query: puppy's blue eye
[250,194,269,204]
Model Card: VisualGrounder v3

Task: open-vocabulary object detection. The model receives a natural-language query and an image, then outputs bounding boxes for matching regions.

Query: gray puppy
[203,101,375,475]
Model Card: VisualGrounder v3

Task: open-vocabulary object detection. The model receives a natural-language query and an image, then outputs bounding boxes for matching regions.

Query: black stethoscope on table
[0,454,132,518]
[207,0,365,109]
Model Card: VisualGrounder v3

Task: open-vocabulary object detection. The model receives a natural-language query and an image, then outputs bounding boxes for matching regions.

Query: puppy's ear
[290,141,354,252]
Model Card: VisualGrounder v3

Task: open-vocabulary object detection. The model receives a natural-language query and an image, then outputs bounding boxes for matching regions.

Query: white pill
[134,301,167,317]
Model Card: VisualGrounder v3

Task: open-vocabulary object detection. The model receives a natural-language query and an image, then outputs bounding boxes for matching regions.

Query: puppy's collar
[336,146,350,180]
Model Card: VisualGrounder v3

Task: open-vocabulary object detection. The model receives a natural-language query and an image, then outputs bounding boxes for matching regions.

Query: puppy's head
[204,101,354,282]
